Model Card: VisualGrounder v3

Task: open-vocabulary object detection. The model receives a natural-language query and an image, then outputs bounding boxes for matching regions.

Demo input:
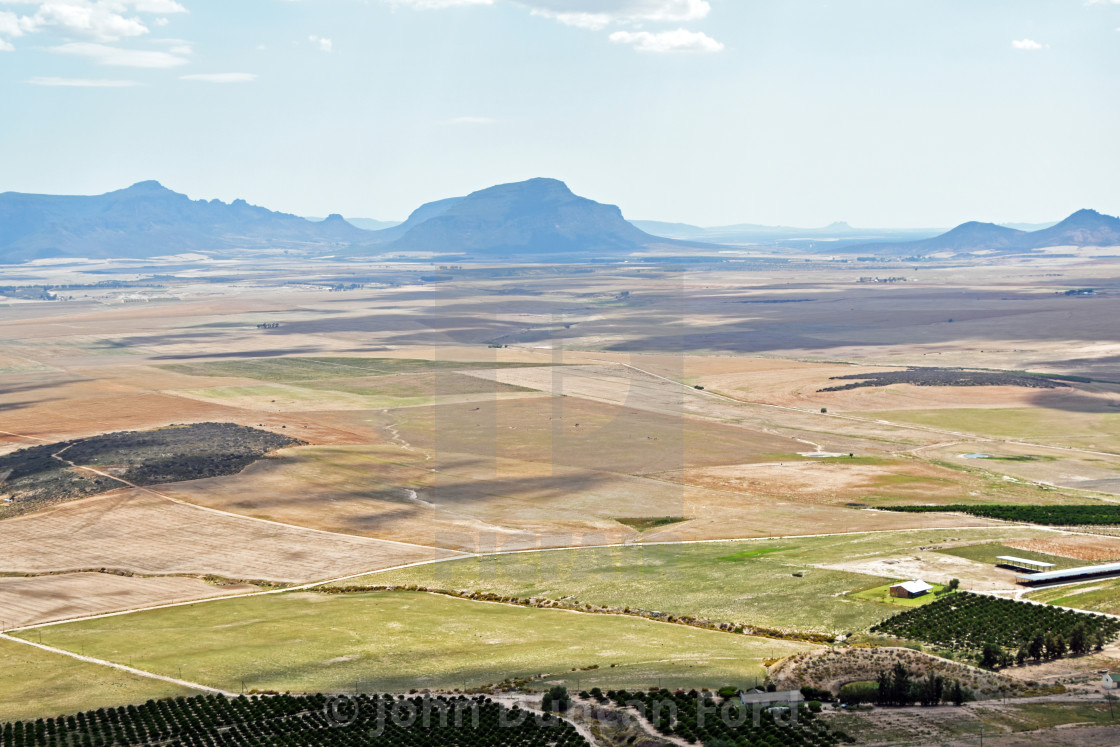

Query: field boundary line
[0,632,234,696]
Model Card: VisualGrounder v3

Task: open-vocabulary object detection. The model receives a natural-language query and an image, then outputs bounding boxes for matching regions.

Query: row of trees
[880,504,1120,526]
[873,664,971,707]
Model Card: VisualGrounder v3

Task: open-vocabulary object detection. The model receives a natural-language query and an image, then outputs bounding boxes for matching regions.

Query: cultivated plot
[0,636,193,723]
[0,572,257,629]
[0,489,456,582]
[18,591,816,693]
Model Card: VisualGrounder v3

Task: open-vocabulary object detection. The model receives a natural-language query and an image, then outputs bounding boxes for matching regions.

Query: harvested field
[0,489,456,582]
[158,441,1005,552]
[0,572,257,628]
[0,636,193,723]
[160,356,554,382]
[1008,535,1120,562]
[20,591,816,694]
[388,395,806,475]
[652,458,970,505]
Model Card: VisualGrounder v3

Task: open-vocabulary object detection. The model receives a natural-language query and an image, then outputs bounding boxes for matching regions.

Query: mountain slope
[381,178,658,258]
[0,181,372,262]
[1021,209,1120,249]
[844,209,1120,256]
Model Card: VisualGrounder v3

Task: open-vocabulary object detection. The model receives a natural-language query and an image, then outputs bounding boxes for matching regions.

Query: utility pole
[979,723,984,747]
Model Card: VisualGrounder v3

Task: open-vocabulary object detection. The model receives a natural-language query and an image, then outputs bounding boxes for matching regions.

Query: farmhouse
[889,580,933,599]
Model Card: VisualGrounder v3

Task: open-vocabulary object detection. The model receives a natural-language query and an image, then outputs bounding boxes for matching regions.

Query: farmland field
[333,528,1052,635]
[15,591,816,693]
[0,636,193,722]
[0,489,456,582]
[5,255,1120,736]
[0,572,257,629]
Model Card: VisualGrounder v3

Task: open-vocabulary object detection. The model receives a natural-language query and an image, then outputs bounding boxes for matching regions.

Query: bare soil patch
[0,489,454,582]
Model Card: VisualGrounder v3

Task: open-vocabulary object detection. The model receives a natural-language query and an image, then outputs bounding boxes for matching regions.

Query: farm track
[0,632,233,696]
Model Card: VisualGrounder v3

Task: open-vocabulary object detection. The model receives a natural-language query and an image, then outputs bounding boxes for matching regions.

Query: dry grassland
[0,572,257,628]
[0,489,455,582]
[1007,535,1120,562]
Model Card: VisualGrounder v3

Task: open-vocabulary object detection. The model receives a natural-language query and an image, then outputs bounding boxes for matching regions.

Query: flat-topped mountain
[375,178,659,258]
[0,181,372,262]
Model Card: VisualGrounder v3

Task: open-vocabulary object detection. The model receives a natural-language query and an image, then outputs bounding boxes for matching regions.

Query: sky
[1,0,1118,228]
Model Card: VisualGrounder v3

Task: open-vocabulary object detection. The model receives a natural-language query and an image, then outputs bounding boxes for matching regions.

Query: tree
[1070,624,1088,655]
[950,681,964,707]
[979,642,1002,670]
[947,578,960,592]
[1029,633,1045,661]
[875,671,891,706]
[890,663,911,707]
[543,686,570,713]
[1016,645,1029,666]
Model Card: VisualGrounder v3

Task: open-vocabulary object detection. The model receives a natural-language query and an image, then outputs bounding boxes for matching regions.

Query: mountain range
[0,181,373,262]
[0,178,666,263]
[0,178,1115,264]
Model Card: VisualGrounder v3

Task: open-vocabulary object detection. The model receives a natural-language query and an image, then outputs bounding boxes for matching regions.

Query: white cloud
[309,34,332,52]
[520,0,710,25]
[609,27,723,53]
[0,1,187,48]
[51,40,189,66]
[446,115,497,124]
[0,37,12,50]
[529,11,612,30]
[180,72,257,83]
[28,75,138,85]
[1011,38,1047,51]
[389,0,493,8]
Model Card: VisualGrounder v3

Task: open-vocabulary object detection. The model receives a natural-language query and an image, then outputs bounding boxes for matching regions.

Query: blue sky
[1,0,1118,227]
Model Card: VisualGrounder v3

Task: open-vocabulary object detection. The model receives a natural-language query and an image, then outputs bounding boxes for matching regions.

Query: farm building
[889,580,933,599]
[1017,561,1120,586]
[996,555,1055,573]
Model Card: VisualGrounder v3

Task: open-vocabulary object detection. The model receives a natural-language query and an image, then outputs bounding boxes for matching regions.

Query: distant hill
[0,181,373,262]
[307,216,400,231]
[630,219,940,246]
[845,209,1120,257]
[374,178,660,258]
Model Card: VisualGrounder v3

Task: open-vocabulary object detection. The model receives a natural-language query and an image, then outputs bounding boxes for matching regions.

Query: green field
[15,592,815,694]
[0,636,193,722]
[333,530,1043,636]
[1027,577,1120,615]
